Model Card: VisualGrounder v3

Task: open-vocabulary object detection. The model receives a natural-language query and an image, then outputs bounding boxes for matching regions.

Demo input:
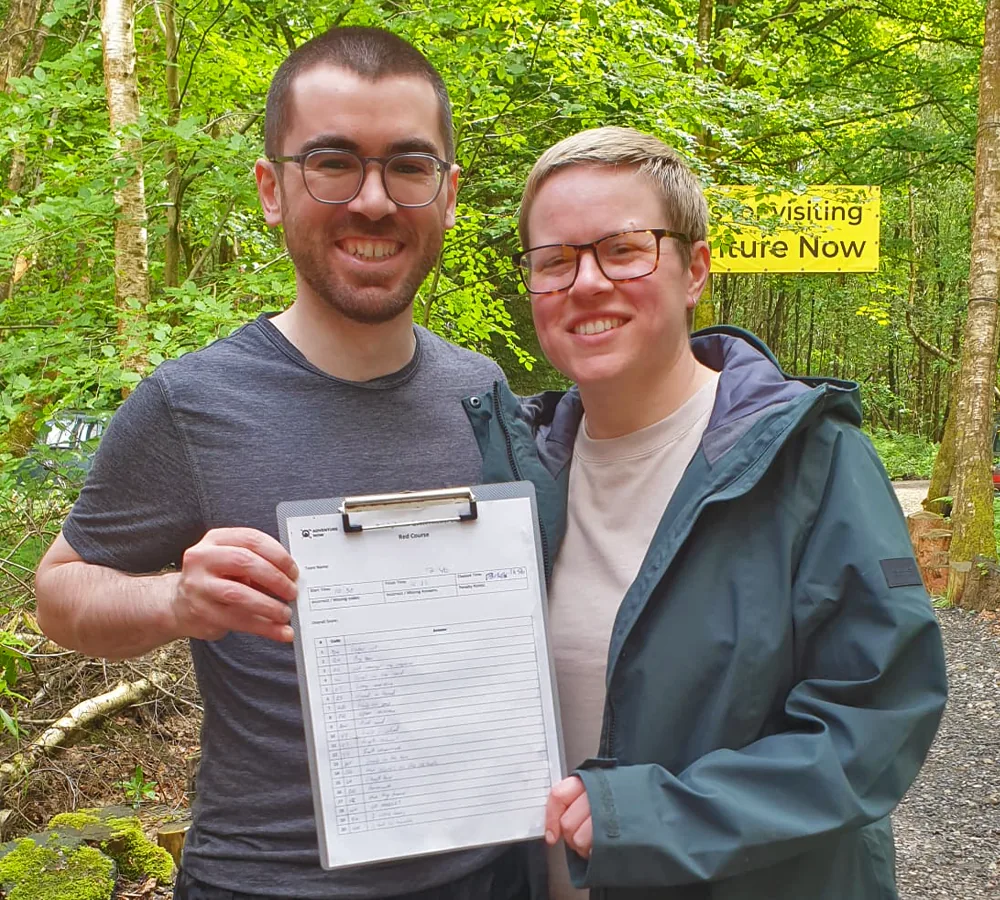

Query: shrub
[866,430,938,480]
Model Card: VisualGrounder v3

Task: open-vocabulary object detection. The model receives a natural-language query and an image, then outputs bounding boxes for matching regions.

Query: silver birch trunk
[101,0,150,377]
[948,0,1000,601]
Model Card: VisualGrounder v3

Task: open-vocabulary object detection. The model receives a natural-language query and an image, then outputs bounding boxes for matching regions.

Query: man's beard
[285,219,444,325]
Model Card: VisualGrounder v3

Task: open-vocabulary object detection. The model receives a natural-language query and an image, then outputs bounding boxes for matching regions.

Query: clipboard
[277,482,565,870]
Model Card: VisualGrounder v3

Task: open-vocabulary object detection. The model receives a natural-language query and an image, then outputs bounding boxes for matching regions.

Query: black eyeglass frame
[513,228,692,295]
[267,149,452,208]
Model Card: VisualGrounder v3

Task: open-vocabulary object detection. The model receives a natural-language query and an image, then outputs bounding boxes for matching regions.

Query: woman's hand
[545,775,593,858]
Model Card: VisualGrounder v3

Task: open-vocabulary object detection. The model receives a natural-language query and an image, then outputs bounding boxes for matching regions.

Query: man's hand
[172,527,299,642]
[545,775,593,859]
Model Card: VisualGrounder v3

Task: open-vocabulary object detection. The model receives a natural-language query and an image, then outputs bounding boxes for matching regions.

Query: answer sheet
[283,492,564,869]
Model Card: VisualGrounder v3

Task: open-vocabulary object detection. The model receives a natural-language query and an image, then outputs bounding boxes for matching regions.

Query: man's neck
[271,300,417,382]
[579,349,717,440]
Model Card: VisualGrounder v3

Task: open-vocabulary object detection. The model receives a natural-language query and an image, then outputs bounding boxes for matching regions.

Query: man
[464,126,948,899]
[34,26,531,900]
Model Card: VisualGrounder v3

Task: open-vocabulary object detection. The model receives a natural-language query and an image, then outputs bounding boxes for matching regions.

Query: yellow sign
[709,186,880,273]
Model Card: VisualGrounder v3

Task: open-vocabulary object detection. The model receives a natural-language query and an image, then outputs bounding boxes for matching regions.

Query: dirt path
[893,479,931,517]
[894,608,1000,898]
[891,481,1000,898]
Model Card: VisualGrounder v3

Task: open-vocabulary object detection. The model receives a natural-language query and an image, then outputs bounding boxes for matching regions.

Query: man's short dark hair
[264,26,454,162]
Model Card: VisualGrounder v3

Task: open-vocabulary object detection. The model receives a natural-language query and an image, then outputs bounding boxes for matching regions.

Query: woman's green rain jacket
[463,326,947,900]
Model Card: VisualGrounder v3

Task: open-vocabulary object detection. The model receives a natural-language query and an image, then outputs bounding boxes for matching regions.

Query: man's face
[525,165,709,389]
[256,65,458,324]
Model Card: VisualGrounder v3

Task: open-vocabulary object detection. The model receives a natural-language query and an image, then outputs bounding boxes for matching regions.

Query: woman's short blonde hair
[518,126,709,261]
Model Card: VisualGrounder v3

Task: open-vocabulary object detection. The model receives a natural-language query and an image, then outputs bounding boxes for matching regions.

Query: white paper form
[283,492,564,870]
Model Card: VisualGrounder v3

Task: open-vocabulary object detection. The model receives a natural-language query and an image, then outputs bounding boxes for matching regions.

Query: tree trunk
[158,821,191,869]
[926,381,957,515]
[907,511,952,597]
[1,0,48,299]
[276,14,297,53]
[763,281,773,345]
[714,0,737,39]
[159,0,182,288]
[948,0,1000,602]
[916,346,926,433]
[101,0,150,377]
[0,672,171,793]
[888,340,899,429]
[791,284,801,374]
[962,556,1000,612]
[697,0,714,48]
[805,291,816,375]
[0,0,44,93]
[931,361,941,441]
[693,0,718,167]
[908,184,924,430]
[771,284,787,359]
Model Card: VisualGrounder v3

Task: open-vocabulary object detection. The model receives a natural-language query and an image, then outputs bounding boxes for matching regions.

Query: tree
[101,0,150,376]
[154,0,181,289]
[948,0,1000,602]
[0,0,47,296]
[0,0,989,415]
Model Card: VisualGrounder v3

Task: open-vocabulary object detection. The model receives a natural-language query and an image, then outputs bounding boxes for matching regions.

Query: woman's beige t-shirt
[546,373,720,899]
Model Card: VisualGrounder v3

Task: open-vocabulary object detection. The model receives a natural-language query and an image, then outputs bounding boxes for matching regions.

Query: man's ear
[686,240,711,307]
[443,164,460,230]
[255,159,284,227]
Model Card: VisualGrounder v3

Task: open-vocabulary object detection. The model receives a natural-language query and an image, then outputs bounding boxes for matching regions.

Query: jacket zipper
[601,483,748,760]
[492,382,552,578]
[600,404,820,761]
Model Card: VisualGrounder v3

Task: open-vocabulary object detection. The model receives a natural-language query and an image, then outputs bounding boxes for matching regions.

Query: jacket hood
[510,326,861,474]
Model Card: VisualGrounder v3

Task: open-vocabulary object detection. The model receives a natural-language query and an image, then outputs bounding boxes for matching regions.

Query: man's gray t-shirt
[63,315,506,898]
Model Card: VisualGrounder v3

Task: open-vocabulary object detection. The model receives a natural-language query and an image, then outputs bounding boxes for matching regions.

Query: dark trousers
[173,846,532,900]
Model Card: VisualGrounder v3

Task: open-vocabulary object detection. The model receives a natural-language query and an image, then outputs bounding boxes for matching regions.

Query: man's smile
[337,237,403,261]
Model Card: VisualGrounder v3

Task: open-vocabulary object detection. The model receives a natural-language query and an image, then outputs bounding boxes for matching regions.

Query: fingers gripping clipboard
[277,483,565,870]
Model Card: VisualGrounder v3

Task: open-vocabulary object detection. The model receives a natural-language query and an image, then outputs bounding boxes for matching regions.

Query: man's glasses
[513,229,690,295]
[267,149,451,208]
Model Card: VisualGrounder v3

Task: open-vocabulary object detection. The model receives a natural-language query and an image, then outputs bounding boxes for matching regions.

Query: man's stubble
[284,215,444,326]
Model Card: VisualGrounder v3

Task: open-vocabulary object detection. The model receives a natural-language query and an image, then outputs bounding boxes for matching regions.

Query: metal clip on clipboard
[339,486,478,534]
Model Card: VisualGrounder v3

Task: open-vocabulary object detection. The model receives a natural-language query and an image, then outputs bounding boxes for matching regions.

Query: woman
[464,127,946,900]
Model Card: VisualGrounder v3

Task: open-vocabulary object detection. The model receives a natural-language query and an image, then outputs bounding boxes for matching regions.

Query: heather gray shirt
[63,315,507,898]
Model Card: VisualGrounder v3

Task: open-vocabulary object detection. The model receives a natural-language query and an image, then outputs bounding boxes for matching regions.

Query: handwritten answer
[318,617,550,833]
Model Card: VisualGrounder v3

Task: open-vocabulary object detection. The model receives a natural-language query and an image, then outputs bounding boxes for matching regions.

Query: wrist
[155,571,186,642]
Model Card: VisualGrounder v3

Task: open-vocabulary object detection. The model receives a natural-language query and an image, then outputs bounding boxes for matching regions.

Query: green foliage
[0,0,988,504]
[0,630,30,738]
[0,838,115,900]
[0,0,986,422]
[866,429,940,480]
[114,765,159,809]
[0,442,82,738]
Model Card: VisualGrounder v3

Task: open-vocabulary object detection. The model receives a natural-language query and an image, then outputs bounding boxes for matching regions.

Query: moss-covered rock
[48,809,174,883]
[0,837,115,900]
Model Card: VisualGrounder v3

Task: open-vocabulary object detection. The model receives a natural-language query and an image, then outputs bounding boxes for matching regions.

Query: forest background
[0,0,997,841]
